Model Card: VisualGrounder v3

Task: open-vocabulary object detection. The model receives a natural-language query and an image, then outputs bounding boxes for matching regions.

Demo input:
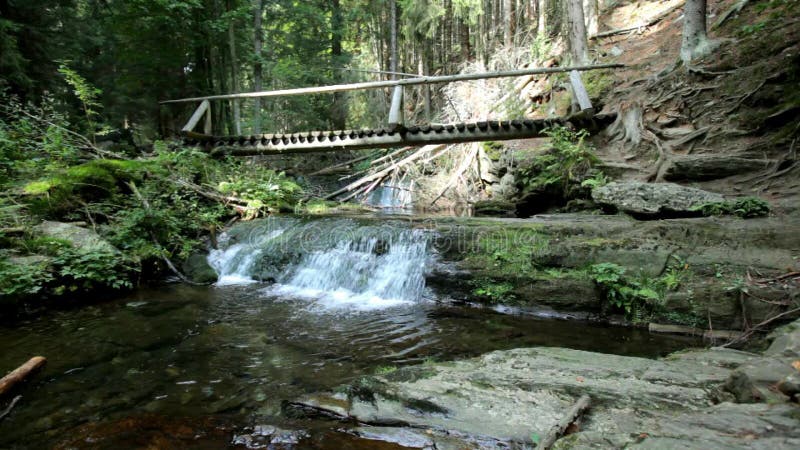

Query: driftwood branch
[0,357,46,398]
[540,394,591,449]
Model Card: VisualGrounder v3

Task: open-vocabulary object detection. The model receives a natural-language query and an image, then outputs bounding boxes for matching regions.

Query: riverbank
[288,317,800,449]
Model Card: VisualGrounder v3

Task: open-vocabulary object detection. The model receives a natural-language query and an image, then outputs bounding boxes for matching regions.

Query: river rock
[290,319,800,449]
[181,253,218,284]
[591,181,724,217]
[663,155,773,181]
[33,221,118,253]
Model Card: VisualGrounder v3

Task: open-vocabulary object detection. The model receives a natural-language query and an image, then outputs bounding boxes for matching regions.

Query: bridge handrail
[159,63,623,104]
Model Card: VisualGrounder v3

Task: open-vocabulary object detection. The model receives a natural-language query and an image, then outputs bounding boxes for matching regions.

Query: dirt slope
[593,0,800,214]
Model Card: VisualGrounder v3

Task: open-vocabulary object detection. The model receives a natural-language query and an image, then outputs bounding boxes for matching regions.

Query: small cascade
[274,227,430,309]
[207,220,296,285]
[208,218,434,310]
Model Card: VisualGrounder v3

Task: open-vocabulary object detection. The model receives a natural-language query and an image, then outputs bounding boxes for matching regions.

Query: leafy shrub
[517,126,603,199]
[590,260,689,322]
[471,278,516,303]
[694,197,770,218]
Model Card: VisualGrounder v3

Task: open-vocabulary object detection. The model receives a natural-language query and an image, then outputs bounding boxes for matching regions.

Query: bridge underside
[184,113,616,156]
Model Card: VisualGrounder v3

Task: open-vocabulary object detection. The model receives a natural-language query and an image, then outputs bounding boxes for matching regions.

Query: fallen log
[0,357,46,398]
[590,2,685,40]
[540,394,591,449]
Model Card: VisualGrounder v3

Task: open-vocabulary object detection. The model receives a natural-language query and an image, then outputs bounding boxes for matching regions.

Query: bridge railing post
[388,84,404,131]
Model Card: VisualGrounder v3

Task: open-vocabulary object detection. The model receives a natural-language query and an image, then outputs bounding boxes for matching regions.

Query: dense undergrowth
[0,92,304,310]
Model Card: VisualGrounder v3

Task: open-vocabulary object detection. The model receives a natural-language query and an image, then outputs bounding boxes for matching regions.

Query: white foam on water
[208,228,287,285]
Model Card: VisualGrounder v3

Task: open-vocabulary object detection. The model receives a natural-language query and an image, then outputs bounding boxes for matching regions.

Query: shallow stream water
[0,216,701,448]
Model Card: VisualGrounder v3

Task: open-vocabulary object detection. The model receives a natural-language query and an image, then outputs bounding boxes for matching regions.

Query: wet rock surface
[290,319,800,449]
[591,181,724,217]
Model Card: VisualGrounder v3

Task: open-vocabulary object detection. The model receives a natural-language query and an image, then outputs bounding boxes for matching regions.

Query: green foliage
[374,365,398,375]
[590,257,689,321]
[471,278,516,304]
[217,169,302,216]
[694,197,770,218]
[52,247,137,292]
[0,259,53,297]
[518,126,603,199]
[580,172,609,189]
[0,245,138,301]
[58,62,103,133]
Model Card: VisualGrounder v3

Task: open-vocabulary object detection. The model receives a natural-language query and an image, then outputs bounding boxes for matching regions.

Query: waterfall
[208,218,433,310]
[207,219,297,286]
[366,178,413,211]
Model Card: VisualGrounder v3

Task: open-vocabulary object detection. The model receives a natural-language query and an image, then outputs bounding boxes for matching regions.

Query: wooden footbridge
[161,64,623,156]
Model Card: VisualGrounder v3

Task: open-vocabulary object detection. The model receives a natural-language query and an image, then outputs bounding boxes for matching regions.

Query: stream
[0,216,700,448]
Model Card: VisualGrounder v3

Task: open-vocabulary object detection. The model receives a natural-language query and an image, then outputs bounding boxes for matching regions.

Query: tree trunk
[583,0,598,36]
[227,0,241,135]
[389,0,398,79]
[331,0,346,129]
[504,0,514,47]
[681,0,709,64]
[567,0,588,64]
[537,0,546,35]
[253,0,264,134]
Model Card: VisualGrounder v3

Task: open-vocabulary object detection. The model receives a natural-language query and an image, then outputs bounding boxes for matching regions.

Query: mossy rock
[181,254,218,284]
[472,200,516,217]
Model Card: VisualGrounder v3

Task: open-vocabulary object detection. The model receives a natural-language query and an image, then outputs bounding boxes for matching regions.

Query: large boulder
[592,181,724,218]
[33,221,118,253]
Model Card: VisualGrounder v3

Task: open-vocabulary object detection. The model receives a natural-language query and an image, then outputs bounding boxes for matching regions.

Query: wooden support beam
[204,102,212,135]
[182,100,210,133]
[388,85,404,130]
[160,64,625,104]
[569,70,594,114]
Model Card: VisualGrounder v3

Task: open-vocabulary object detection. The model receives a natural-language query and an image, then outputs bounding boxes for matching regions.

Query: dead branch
[430,145,479,206]
[306,151,378,176]
[590,2,685,39]
[324,144,445,200]
[11,108,126,160]
[0,396,21,422]
[541,395,591,449]
[721,307,800,348]
[126,182,212,286]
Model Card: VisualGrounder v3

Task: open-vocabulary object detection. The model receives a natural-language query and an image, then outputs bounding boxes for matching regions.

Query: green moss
[23,180,58,195]
[481,141,504,160]
[583,69,614,101]
[462,226,549,274]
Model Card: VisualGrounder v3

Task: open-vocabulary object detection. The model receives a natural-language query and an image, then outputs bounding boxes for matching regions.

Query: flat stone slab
[290,319,800,449]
